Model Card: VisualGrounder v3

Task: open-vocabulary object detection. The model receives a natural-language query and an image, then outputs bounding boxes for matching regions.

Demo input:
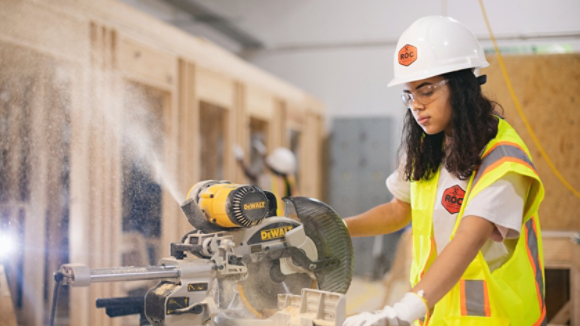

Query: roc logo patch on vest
[398,44,417,66]
[442,185,465,214]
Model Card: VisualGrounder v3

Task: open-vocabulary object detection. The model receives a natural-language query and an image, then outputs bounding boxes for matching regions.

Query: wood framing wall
[482,54,580,230]
[0,0,325,325]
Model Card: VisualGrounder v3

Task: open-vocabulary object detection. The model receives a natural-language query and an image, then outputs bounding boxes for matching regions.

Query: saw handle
[96,296,144,317]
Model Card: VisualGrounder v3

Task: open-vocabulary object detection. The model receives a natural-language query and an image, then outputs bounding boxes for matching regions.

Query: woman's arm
[343,197,412,237]
[411,215,495,308]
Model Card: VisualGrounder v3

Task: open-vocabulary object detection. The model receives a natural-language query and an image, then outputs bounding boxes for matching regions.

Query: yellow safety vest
[271,173,299,216]
[410,118,546,326]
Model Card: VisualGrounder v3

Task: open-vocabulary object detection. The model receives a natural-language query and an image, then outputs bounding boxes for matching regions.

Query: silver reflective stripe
[473,144,535,186]
[464,280,487,317]
[525,218,547,326]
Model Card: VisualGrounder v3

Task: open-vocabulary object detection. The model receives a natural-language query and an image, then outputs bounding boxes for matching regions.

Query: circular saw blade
[237,259,315,315]
[285,196,354,294]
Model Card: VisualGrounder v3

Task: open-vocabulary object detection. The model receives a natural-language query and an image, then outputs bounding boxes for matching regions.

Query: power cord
[49,272,64,326]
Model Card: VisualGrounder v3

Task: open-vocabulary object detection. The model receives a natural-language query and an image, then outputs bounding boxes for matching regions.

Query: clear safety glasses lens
[401,93,414,108]
[401,79,449,109]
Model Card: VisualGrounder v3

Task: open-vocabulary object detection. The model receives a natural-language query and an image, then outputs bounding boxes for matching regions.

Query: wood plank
[550,301,570,325]
[101,27,114,326]
[269,100,286,151]
[21,72,48,326]
[0,0,88,63]
[228,82,244,183]
[0,265,18,326]
[196,67,235,109]
[175,60,199,235]
[543,234,580,325]
[89,23,106,326]
[0,55,28,318]
[68,53,92,326]
[44,67,71,311]
[108,29,123,326]
[57,0,318,105]
[246,85,274,121]
[118,37,176,91]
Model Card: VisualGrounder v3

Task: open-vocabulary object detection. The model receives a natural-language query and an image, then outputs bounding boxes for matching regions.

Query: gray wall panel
[328,117,402,278]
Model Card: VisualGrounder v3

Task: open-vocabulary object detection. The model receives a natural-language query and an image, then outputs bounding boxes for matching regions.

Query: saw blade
[237,259,315,316]
[286,196,354,294]
[232,197,353,317]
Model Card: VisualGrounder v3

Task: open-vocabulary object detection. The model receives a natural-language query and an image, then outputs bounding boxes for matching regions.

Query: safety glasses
[401,79,449,109]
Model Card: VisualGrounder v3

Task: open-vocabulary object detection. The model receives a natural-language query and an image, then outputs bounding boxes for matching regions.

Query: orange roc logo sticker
[442,185,465,214]
[398,44,417,66]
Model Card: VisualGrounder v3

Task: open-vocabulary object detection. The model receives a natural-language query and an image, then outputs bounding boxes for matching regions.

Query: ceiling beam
[164,0,264,50]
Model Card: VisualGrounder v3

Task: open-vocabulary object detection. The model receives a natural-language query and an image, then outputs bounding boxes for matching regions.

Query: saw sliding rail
[59,264,180,286]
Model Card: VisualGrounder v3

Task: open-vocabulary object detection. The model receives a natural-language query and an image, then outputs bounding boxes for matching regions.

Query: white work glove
[252,139,267,156]
[233,144,244,161]
[343,292,427,326]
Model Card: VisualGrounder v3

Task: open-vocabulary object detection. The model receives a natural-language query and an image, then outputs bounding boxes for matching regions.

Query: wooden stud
[68,46,92,326]
[20,68,48,326]
[0,265,18,326]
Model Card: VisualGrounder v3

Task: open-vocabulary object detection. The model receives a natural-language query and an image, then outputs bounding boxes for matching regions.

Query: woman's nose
[411,100,425,111]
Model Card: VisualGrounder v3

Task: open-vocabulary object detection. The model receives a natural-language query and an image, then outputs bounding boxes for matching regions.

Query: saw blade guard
[282,196,353,294]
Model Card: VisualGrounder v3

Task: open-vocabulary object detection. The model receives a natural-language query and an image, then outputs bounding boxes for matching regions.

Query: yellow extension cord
[478,0,580,200]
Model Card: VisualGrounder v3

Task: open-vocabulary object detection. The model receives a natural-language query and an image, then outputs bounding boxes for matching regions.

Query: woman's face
[403,75,453,135]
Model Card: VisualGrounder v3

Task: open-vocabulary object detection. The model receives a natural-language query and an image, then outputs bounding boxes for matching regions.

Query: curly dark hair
[400,69,503,181]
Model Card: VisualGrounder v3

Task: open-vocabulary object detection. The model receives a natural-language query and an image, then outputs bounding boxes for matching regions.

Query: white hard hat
[388,16,489,87]
[266,148,296,175]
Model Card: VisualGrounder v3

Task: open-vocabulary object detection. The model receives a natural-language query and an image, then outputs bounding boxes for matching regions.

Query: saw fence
[0,1,324,325]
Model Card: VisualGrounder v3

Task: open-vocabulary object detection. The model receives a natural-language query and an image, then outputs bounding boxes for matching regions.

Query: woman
[343,16,545,326]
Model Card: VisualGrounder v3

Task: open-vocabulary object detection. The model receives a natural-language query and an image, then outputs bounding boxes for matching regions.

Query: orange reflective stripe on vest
[524,217,547,326]
[473,142,537,188]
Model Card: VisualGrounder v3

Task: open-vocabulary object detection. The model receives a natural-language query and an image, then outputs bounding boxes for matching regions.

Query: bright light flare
[0,233,16,260]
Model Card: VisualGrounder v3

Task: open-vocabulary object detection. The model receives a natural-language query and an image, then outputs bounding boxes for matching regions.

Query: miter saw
[51,180,353,326]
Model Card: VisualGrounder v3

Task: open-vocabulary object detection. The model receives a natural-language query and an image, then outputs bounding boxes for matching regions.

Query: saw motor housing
[187,181,277,228]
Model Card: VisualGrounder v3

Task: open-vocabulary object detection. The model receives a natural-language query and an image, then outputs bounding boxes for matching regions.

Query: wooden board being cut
[482,54,580,230]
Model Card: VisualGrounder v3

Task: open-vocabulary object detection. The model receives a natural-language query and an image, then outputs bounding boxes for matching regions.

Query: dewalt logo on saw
[261,225,293,241]
[243,201,265,210]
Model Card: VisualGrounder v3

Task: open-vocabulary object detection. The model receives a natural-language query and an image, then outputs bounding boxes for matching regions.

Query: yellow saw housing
[187,181,272,228]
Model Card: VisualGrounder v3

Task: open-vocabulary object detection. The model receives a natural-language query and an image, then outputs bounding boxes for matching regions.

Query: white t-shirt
[386,163,530,272]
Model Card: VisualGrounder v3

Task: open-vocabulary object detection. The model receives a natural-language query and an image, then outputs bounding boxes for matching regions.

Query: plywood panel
[482,54,580,230]
[118,37,177,91]
[196,67,235,109]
